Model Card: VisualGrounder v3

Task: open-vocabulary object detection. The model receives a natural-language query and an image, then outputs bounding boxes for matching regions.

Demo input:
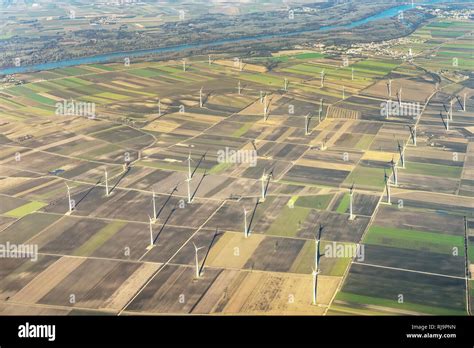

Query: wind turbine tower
[390,158,398,186]
[384,169,391,204]
[244,208,249,238]
[104,168,110,196]
[147,215,154,249]
[261,169,268,202]
[305,113,310,135]
[193,243,205,278]
[349,184,355,220]
[66,184,74,213]
[398,141,405,169]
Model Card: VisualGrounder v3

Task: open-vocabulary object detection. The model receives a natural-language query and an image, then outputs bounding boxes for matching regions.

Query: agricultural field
[0,14,473,317]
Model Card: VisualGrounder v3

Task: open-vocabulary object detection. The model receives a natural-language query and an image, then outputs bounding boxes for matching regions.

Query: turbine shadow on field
[156,185,178,220]
[74,178,102,209]
[154,206,177,244]
[247,199,260,235]
[109,167,131,195]
[191,171,207,202]
[439,111,447,129]
[192,151,207,178]
[199,228,221,275]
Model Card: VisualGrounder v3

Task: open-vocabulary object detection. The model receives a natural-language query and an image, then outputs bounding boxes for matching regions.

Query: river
[0,1,447,75]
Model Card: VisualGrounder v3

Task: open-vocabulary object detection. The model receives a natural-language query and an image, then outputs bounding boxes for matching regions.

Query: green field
[73,221,127,257]
[336,292,466,316]
[295,194,334,210]
[364,225,465,255]
[336,193,350,214]
[405,161,463,178]
[3,201,48,218]
[344,166,385,189]
[266,206,311,237]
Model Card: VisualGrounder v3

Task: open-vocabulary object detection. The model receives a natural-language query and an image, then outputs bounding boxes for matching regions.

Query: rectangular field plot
[282,165,350,187]
[36,258,151,312]
[363,225,465,255]
[334,264,467,315]
[125,265,338,315]
[359,244,465,277]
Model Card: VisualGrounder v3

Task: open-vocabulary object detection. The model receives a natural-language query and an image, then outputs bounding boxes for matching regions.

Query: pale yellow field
[206,233,265,269]
[101,262,160,310]
[214,59,267,73]
[222,272,340,315]
[362,150,398,162]
[144,119,180,133]
[297,159,355,172]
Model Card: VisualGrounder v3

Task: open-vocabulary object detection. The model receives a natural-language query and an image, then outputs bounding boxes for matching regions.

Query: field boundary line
[352,261,466,280]
[118,199,227,315]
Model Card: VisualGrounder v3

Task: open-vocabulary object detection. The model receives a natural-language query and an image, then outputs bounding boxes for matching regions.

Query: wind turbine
[244,208,249,238]
[319,98,324,123]
[187,152,193,180]
[320,69,325,88]
[397,141,405,169]
[314,228,321,272]
[384,169,391,204]
[182,59,186,72]
[388,79,392,98]
[463,93,467,112]
[261,169,268,201]
[104,168,110,196]
[284,78,288,92]
[444,111,449,131]
[208,55,212,66]
[263,94,269,121]
[312,267,319,306]
[312,228,321,305]
[398,87,402,108]
[390,157,398,186]
[305,113,310,135]
[193,242,205,278]
[349,183,355,220]
[238,81,241,95]
[407,125,417,146]
[147,215,154,249]
[185,152,194,204]
[66,183,74,213]
[199,87,203,108]
[321,136,328,151]
[449,98,453,121]
[158,99,161,117]
[342,86,345,100]
[186,175,192,204]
